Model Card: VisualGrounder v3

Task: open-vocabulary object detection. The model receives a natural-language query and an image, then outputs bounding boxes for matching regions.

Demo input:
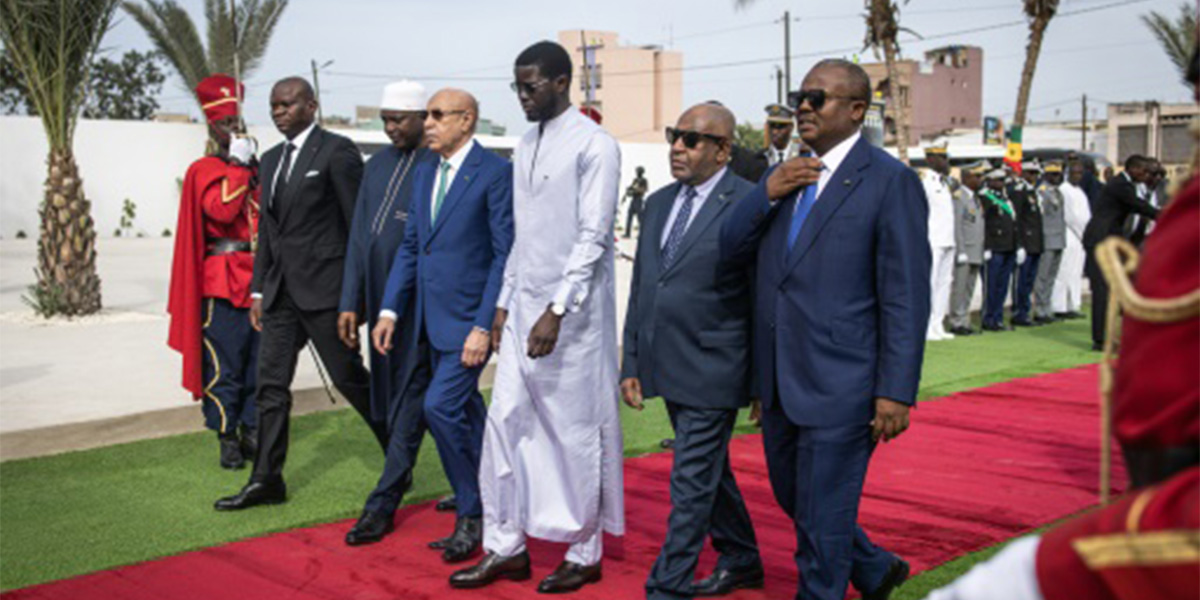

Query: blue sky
[102,0,1192,133]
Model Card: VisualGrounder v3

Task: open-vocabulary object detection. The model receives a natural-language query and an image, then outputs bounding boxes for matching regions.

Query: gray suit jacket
[621,169,755,410]
[1039,183,1067,251]
[953,186,986,265]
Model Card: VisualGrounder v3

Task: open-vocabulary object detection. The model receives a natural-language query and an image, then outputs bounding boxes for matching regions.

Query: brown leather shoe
[449,551,532,589]
[536,561,602,594]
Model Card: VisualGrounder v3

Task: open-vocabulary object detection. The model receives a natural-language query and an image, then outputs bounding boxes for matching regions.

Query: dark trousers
[1086,250,1108,345]
[645,401,760,600]
[983,252,1015,327]
[1013,252,1041,321]
[421,341,487,518]
[363,337,433,515]
[251,288,386,483]
[625,203,642,238]
[761,400,894,600]
[201,298,259,434]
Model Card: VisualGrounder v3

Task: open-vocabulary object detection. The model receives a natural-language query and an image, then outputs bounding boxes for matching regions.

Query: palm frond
[205,0,234,75]
[237,0,287,77]
[1140,3,1198,76]
[121,0,209,92]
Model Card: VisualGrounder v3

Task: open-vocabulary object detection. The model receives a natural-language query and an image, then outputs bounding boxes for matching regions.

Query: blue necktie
[662,186,697,266]
[787,181,818,251]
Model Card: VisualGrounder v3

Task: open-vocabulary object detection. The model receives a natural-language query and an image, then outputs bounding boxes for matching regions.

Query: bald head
[273,76,315,101]
[670,103,735,186]
[425,88,479,156]
[681,103,736,139]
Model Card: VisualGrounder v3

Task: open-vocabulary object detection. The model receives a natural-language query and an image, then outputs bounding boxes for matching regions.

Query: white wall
[0,116,673,240]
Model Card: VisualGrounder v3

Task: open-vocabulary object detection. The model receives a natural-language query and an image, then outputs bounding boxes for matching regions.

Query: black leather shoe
[948,326,976,336]
[862,558,910,600]
[345,510,394,546]
[1011,317,1035,327]
[981,323,1006,332]
[239,424,257,462]
[219,433,245,470]
[692,564,765,596]
[660,438,675,449]
[442,517,482,563]
[214,480,286,511]
[435,495,458,512]
[449,551,532,589]
[537,561,602,594]
[1033,315,1057,325]
[1092,341,1104,352]
[1065,311,1086,320]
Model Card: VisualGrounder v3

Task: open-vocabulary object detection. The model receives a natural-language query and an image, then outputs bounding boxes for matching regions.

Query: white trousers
[922,536,1044,600]
[928,246,956,338]
[486,524,604,566]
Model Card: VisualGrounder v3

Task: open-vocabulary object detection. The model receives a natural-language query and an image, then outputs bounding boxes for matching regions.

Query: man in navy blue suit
[720,59,930,600]
[373,88,513,564]
[623,103,762,600]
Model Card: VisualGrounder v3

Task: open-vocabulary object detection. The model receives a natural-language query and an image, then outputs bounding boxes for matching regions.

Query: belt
[206,238,252,256]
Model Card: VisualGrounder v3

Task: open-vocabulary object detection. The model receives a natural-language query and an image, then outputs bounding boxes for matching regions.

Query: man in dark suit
[372,88,513,563]
[1083,154,1159,350]
[623,103,762,600]
[215,77,384,510]
[721,59,929,600]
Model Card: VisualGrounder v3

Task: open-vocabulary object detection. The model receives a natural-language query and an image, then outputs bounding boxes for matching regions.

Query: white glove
[229,136,256,166]
[957,253,969,265]
[1016,248,1027,265]
[984,250,992,261]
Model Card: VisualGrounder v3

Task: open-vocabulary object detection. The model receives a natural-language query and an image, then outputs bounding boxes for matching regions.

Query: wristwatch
[550,302,567,317]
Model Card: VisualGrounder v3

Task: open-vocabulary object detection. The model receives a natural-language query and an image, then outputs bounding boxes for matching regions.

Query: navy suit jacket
[622,170,756,410]
[720,136,931,427]
[380,141,514,352]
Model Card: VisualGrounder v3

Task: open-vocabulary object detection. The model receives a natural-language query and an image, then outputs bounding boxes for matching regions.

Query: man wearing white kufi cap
[339,80,441,546]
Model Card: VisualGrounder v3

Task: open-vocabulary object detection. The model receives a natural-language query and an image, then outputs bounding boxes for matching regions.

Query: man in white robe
[1053,161,1091,318]
[450,40,624,595]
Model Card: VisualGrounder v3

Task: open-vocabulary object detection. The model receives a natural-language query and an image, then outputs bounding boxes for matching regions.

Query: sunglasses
[510,79,552,95]
[787,89,866,111]
[665,127,727,149]
[427,109,468,122]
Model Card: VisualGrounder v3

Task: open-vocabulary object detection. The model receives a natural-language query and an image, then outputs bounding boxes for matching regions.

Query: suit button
[658,282,665,288]
[425,248,431,255]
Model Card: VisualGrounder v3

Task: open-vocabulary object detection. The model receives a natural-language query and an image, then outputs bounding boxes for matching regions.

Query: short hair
[1124,154,1153,171]
[810,59,871,101]
[274,76,315,101]
[515,41,572,85]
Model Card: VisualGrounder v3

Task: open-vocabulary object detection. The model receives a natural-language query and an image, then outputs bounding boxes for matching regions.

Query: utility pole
[775,66,784,104]
[1081,94,1087,151]
[783,11,792,94]
[311,59,324,126]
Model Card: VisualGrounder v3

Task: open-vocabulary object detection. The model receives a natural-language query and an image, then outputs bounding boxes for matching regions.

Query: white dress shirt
[660,166,727,247]
[270,121,316,202]
[430,137,476,222]
[813,129,860,200]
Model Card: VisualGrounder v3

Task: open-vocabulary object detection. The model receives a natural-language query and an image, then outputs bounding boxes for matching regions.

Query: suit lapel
[429,142,482,240]
[660,172,736,279]
[785,137,871,273]
[259,146,281,223]
[280,127,324,225]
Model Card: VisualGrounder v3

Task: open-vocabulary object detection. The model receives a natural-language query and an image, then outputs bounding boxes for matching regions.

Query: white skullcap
[380,80,427,112]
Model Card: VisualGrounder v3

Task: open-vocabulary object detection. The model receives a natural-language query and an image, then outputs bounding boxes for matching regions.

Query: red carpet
[6,365,1126,599]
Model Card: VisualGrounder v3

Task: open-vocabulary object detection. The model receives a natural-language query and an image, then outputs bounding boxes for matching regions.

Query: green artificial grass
[0,314,1099,592]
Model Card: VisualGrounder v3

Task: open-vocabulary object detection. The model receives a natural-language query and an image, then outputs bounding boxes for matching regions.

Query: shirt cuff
[496,285,513,311]
[251,293,263,300]
[552,282,585,314]
[378,309,398,322]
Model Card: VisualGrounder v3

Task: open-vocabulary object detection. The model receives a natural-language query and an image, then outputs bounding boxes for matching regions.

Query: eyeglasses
[767,121,792,130]
[665,127,727,149]
[427,109,467,122]
[787,89,866,111]
[510,79,552,95]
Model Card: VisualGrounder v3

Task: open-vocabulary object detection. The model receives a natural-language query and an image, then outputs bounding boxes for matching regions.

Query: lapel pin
[843,179,851,186]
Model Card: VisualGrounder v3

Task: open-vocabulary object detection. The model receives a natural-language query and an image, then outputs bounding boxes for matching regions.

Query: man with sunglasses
[451,40,623,594]
[623,103,763,600]
[722,59,929,600]
[338,81,444,546]
[372,88,514,563]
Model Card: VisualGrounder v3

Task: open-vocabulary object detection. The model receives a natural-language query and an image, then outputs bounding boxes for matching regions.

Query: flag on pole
[1004,125,1023,174]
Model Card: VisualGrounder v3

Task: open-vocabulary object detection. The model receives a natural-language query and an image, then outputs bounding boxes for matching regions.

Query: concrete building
[861,45,983,143]
[556,30,683,143]
[1106,101,1198,172]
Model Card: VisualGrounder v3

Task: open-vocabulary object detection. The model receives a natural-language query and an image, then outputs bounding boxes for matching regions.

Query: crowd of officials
[165,36,1187,600]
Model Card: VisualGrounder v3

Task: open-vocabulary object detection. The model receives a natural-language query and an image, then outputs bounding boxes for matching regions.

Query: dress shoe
[218,432,245,470]
[948,326,976,336]
[435,495,457,512]
[345,510,394,546]
[1092,341,1104,352]
[1033,315,1057,325]
[449,551,532,589]
[239,424,257,462]
[537,561,602,594]
[692,564,765,596]
[1065,311,1086,320]
[981,323,1008,332]
[862,558,910,600]
[1011,317,1035,327]
[660,438,675,449]
[442,517,482,563]
[214,480,286,511]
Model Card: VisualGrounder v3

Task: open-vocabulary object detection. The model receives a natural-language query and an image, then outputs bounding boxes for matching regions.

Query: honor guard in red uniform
[167,74,261,470]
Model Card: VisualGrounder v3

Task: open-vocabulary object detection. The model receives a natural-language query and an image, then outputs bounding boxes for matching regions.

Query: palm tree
[121,0,287,107]
[1141,2,1198,84]
[863,0,918,164]
[0,0,119,316]
[1012,0,1060,129]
